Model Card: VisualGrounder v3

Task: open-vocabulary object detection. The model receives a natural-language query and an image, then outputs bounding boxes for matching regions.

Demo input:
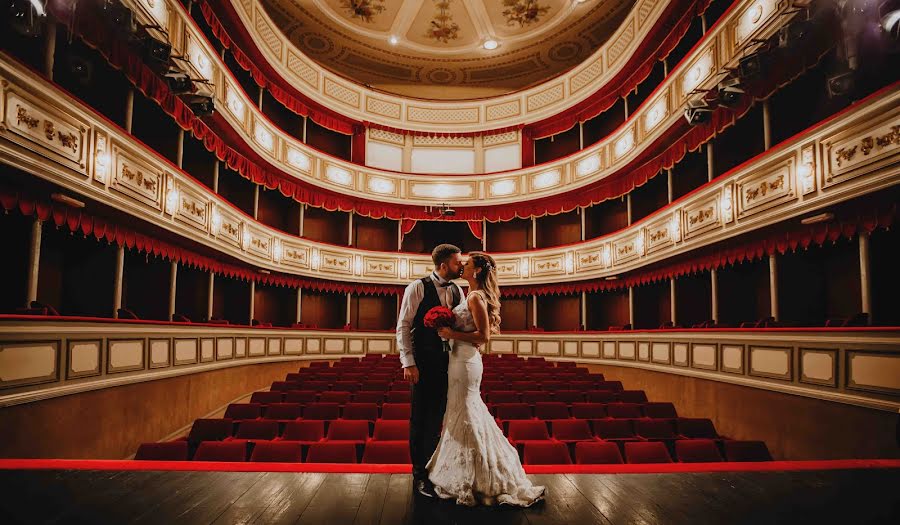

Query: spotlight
[737,52,767,80]
[716,77,744,107]
[185,94,215,116]
[103,2,134,34]
[683,98,712,125]
[439,203,456,217]
[777,18,815,48]
[826,70,856,97]
[140,35,172,72]
[165,73,194,95]
[66,54,93,86]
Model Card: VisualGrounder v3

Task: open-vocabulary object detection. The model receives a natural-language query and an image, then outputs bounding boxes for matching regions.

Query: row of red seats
[137,438,772,464]
[258,388,644,406]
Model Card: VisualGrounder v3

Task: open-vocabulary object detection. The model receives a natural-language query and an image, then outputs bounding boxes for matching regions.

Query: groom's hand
[403,366,419,385]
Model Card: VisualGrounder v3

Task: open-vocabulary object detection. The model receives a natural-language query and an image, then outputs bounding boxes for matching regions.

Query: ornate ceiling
[260,0,636,100]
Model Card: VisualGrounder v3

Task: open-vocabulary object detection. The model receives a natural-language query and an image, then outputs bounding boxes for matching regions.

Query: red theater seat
[723,440,773,462]
[332,381,361,392]
[318,391,352,404]
[269,382,295,392]
[362,441,411,464]
[607,403,643,419]
[625,442,673,464]
[596,381,624,392]
[263,403,303,421]
[550,419,595,444]
[300,381,329,392]
[675,439,724,463]
[232,420,279,441]
[361,381,390,392]
[520,391,547,405]
[571,403,607,420]
[194,441,247,462]
[385,391,411,403]
[643,402,678,419]
[487,391,520,404]
[342,403,379,422]
[306,442,358,463]
[279,421,325,445]
[251,391,284,404]
[302,403,341,421]
[523,441,572,465]
[677,418,720,439]
[284,390,318,404]
[187,419,234,444]
[326,420,370,444]
[495,403,533,423]
[507,420,551,449]
[381,403,411,420]
[309,361,331,368]
[135,441,189,461]
[373,420,409,441]
[592,419,640,444]
[575,441,624,464]
[250,442,303,463]
[618,390,649,403]
[534,402,570,420]
[553,391,585,404]
[354,391,386,404]
[634,419,679,445]
[224,403,262,421]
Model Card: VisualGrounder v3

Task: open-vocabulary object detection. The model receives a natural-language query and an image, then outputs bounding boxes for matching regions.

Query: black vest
[411,276,461,371]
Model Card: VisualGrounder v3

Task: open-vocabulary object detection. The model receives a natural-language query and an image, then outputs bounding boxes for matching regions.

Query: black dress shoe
[415,479,436,498]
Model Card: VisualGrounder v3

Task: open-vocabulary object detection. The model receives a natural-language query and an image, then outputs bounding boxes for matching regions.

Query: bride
[428,252,545,507]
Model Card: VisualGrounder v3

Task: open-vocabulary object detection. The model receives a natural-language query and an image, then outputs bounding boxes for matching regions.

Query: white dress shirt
[397,272,461,368]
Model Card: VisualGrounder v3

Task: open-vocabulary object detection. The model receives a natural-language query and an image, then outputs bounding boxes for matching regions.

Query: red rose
[423,306,455,329]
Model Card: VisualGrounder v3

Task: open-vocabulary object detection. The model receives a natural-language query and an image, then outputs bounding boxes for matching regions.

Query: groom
[397,243,464,498]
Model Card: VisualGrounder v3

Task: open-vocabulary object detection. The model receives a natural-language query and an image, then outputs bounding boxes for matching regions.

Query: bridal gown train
[426,290,545,507]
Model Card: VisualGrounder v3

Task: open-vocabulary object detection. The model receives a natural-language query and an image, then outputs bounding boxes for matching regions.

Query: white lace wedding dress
[426,291,546,507]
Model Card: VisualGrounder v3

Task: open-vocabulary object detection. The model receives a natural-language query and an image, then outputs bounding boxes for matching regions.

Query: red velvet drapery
[467,220,484,241]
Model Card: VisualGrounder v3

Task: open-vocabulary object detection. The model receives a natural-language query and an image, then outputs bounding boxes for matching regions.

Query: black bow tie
[439,281,453,288]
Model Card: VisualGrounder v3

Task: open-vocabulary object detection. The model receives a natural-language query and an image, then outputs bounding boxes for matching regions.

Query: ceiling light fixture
[800,212,834,225]
[389,35,399,45]
[483,39,499,50]
[51,193,86,208]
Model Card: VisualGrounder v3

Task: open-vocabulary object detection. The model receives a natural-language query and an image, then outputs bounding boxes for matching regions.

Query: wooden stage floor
[1,469,898,524]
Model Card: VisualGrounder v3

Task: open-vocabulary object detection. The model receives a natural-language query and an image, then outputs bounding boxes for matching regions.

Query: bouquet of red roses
[423,306,456,352]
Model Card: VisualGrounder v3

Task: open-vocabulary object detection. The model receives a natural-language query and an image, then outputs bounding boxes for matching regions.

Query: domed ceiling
[261,0,636,100]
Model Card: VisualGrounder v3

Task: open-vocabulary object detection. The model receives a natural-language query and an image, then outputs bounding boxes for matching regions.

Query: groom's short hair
[432,244,461,267]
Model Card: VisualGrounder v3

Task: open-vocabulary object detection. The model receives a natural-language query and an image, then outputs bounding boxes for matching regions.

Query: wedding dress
[426,290,545,507]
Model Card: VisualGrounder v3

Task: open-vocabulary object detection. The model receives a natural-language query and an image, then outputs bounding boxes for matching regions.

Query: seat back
[250,442,303,463]
[506,420,550,442]
[570,403,607,420]
[281,420,325,442]
[302,403,341,420]
[251,391,284,404]
[574,441,623,465]
[362,441,411,464]
[187,418,234,444]
[135,441,189,461]
[372,420,409,441]
[381,403,411,420]
[342,403,379,421]
[193,441,247,462]
[263,403,303,421]
[495,403,533,421]
[607,403,643,419]
[306,442,358,463]
[224,403,262,420]
[234,420,279,440]
[534,402,570,420]
[550,419,593,441]
[326,420,370,442]
[675,439,723,463]
[523,441,572,465]
[643,402,677,419]
[624,442,673,464]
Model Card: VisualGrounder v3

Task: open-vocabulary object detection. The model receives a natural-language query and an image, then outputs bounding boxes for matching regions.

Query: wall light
[483,39,499,50]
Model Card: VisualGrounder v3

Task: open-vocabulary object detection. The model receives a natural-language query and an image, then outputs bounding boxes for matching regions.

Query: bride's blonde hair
[468,252,501,335]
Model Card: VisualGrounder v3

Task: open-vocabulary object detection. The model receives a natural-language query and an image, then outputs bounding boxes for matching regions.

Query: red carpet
[0,458,897,474]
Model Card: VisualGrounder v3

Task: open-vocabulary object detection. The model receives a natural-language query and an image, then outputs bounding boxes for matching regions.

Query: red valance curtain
[0,186,403,296]
[467,220,484,241]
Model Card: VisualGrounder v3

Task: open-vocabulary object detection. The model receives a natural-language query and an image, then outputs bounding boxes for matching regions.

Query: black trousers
[409,366,448,481]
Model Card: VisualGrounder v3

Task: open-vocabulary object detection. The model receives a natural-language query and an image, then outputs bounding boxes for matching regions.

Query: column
[207,272,215,321]
[706,142,715,182]
[667,168,674,203]
[124,89,135,133]
[626,194,633,225]
[176,129,185,169]
[346,293,352,327]
[762,99,772,151]
[302,116,308,143]
[212,161,220,194]
[348,211,354,246]
[112,245,125,318]
[258,86,264,110]
[578,121,584,150]
[628,287,635,328]
[580,207,586,241]
[299,204,305,236]
[249,281,256,324]
[859,232,872,324]
[44,19,56,80]
[768,254,779,321]
[397,219,403,251]
[581,292,588,330]
[670,278,677,326]
[701,13,708,34]
[710,269,719,324]
[26,218,42,305]
[252,185,260,220]
[296,288,303,324]
[531,295,538,329]
[168,261,178,321]
[531,216,537,249]
[623,97,629,120]
[482,219,487,251]
[663,58,668,77]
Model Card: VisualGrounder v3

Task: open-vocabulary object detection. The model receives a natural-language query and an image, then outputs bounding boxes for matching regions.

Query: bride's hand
[437,327,453,339]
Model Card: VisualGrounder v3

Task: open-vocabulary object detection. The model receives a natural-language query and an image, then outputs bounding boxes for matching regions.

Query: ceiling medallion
[340,0,386,23]
[502,0,551,28]
[427,0,461,43]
